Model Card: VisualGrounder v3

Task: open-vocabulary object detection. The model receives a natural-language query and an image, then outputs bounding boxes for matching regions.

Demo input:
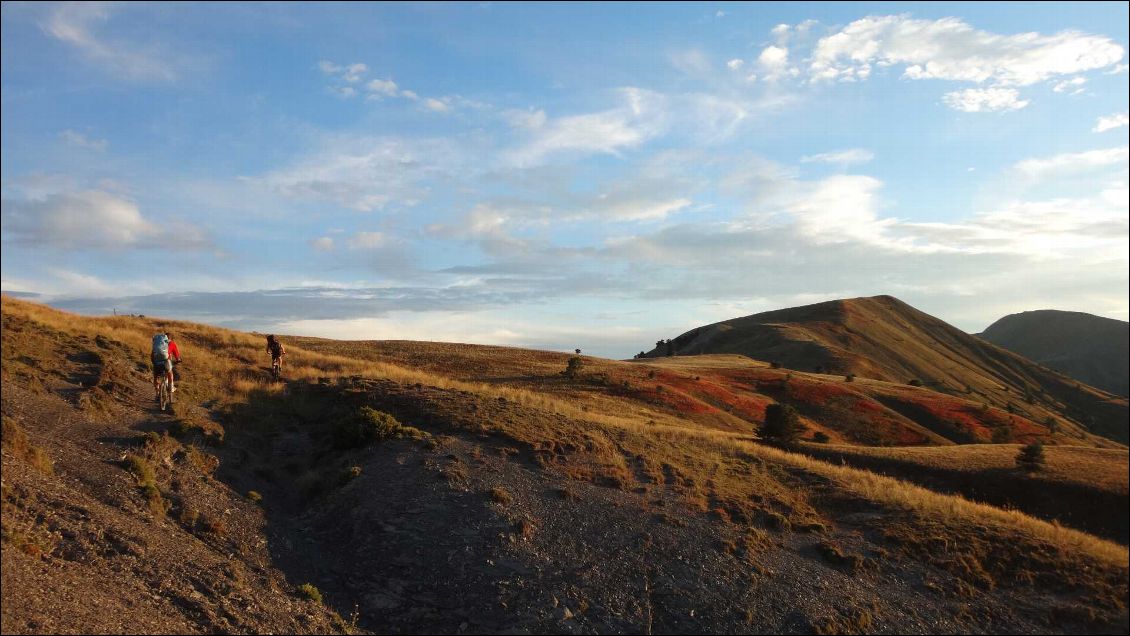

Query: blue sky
[2,2,1128,358]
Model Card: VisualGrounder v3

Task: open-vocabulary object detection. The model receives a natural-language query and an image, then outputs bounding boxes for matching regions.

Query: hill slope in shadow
[979,309,1129,398]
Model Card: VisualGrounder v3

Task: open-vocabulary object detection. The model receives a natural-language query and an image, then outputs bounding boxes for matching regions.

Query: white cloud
[1052,76,1086,93]
[347,231,387,249]
[726,58,745,71]
[942,88,1029,112]
[424,97,450,113]
[1094,112,1129,132]
[42,3,178,81]
[342,63,368,83]
[757,46,790,81]
[800,148,875,165]
[321,60,460,114]
[1014,146,1129,180]
[504,88,667,166]
[809,15,1125,86]
[503,108,548,129]
[670,49,713,77]
[254,136,463,212]
[786,175,895,245]
[59,129,108,151]
[367,78,400,97]
[0,190,208,250]
[589,197,692,222]
[311,237,335,251]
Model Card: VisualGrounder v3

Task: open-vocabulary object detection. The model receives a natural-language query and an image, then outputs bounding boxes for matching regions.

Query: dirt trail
[2,352,347,634]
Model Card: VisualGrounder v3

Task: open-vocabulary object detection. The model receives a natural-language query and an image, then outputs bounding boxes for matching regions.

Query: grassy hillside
[3,296,1128,634]
[644,295,1129,444]
[979,309,1129,398]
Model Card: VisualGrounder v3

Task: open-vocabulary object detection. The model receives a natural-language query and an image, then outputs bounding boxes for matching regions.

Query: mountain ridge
[978,309,1129,398]
[645,295,1128,444]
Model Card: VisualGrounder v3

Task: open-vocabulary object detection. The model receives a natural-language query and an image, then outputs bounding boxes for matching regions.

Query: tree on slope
[761,403,805,445]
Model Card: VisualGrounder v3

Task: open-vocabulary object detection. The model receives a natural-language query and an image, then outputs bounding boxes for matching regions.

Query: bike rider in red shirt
[151,331,182,398]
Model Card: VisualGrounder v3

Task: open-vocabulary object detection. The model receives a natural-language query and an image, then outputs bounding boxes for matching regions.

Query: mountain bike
[271,356,283,382]
[157,371,174,412]
[155,360,179,412]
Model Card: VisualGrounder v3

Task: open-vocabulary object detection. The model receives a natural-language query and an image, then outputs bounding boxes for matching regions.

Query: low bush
[333,407,423,449]
[300,583,323,604]
[1016,442,1046,472]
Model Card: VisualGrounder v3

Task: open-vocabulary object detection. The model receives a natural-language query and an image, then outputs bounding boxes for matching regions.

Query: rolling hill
[2,296,1128,634]
[644,295,1129,444]
[979,309,1129,398]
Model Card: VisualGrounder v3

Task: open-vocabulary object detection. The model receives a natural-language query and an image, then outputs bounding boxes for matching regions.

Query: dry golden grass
[3,296,1127,582]
[1,416,54,476]
[740,441,1128,566]
[805,442,1129,495]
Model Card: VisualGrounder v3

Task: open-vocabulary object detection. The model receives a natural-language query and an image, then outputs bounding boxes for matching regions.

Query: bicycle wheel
[159,379,169,411]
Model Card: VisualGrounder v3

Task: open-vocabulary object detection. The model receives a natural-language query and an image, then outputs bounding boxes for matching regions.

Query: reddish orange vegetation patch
[879,388,1050,444]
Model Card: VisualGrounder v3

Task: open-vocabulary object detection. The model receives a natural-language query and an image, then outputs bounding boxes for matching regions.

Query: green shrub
[1016,442,1046,472]
[299,583,323,604]
[761,403,805,445]
[333,407,419,449]
[247,490,262,503]
[123,454,156,487]
[812,431,831,443]
[907,379,923,387]
[490,487,513,505]
[561,356,585,379]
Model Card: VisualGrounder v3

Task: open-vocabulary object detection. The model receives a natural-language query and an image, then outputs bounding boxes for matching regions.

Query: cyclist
[266,334,285,377]
[151,331,182,398]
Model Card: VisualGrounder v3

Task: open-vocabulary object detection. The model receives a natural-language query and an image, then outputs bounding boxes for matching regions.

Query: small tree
[812,431,831,443]
[562,356,585,379]
[1043,416,1059,434]
[761,403,804,445]
[907,379,923,387]
[844,374,855,383]
[1016,442,1046,472]
[665,339,674,357]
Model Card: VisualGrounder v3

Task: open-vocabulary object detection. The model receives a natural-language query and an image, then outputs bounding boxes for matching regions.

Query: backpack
[268,339,283,357]
[152,334,170,361]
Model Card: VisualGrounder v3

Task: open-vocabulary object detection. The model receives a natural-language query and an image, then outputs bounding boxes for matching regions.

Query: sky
[2,2,1128,359]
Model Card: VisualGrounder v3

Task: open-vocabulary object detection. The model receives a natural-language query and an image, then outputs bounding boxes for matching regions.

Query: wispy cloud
[251,135,466,212]
[42,3,179,81]
[59,129,108,151]
[319,59,464,114]
[1094,112,1129,133]
[504,88,668,166]
[800,149,874,165]
[1013,146,1129,180]
[1,190,212,251]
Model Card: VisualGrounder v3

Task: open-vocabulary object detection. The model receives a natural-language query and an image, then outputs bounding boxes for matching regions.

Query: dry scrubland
[643,296,1129,446]
[2,296,1128,634]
